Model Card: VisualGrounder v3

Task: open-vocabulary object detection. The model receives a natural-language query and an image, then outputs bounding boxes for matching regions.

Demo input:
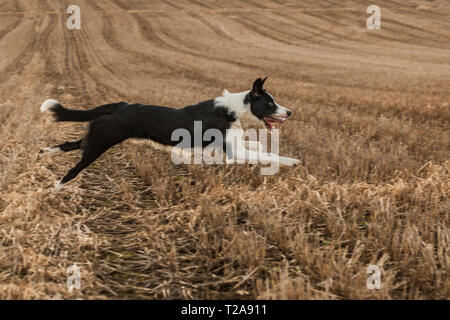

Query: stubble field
[0,0,448,299]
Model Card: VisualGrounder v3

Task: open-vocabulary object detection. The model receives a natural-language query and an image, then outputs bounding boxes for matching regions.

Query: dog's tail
[40,99,122,122]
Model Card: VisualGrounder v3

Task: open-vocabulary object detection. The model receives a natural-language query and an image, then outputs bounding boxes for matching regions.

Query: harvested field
[0,0,448,299]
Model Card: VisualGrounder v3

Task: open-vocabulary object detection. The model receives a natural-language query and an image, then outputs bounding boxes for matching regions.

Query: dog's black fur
[41,78,291,188]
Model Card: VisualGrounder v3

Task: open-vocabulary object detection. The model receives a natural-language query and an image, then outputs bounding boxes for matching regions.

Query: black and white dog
[40,77,299,192]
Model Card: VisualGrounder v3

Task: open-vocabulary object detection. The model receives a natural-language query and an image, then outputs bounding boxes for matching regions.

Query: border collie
[40,77,299,192]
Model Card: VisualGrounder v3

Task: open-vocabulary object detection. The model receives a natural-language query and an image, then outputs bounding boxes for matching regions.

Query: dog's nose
[287,110,292,118]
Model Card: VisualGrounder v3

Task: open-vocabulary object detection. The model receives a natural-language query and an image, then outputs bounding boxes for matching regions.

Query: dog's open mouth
[263,116,287,131]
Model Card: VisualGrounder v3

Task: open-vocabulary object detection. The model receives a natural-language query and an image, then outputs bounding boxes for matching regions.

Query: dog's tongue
[264,117,285,132]
[265,120,276,131]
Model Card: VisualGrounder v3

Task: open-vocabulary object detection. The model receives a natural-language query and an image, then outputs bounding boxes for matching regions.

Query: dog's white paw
[51,180,65,194]
[38,147,61,159]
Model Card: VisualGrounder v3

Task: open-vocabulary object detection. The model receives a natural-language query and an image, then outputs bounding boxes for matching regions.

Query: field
[0,0,448,299]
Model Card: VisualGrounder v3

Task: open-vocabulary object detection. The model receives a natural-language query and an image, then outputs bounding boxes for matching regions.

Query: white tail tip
[41,99,59,112]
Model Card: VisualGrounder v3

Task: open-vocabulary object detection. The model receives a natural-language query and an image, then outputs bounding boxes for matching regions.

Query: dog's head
[246,77,292,131]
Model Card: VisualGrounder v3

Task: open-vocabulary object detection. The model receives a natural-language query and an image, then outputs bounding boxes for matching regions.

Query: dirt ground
[0,0,448,299]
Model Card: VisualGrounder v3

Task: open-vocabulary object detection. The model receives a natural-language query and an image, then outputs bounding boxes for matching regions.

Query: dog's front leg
[253,152,299,166]
[242,139,299,166]
[245,140,264,152]
[277,155,300,166]
[229,145,299,166]
[226,129,299,166]
[240,142,299,166]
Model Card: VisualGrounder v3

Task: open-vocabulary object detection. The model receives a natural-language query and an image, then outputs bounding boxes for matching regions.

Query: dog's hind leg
[53,148,104,193]
[53,115,130,192]
[57,139,83,151]
[39,139,83,158]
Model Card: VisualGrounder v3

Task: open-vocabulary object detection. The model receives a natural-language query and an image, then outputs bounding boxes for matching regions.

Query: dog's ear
[261,76,268,86]
[251,77,266,96]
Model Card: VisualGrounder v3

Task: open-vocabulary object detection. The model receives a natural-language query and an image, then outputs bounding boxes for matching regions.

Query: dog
[39,77,299,192]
